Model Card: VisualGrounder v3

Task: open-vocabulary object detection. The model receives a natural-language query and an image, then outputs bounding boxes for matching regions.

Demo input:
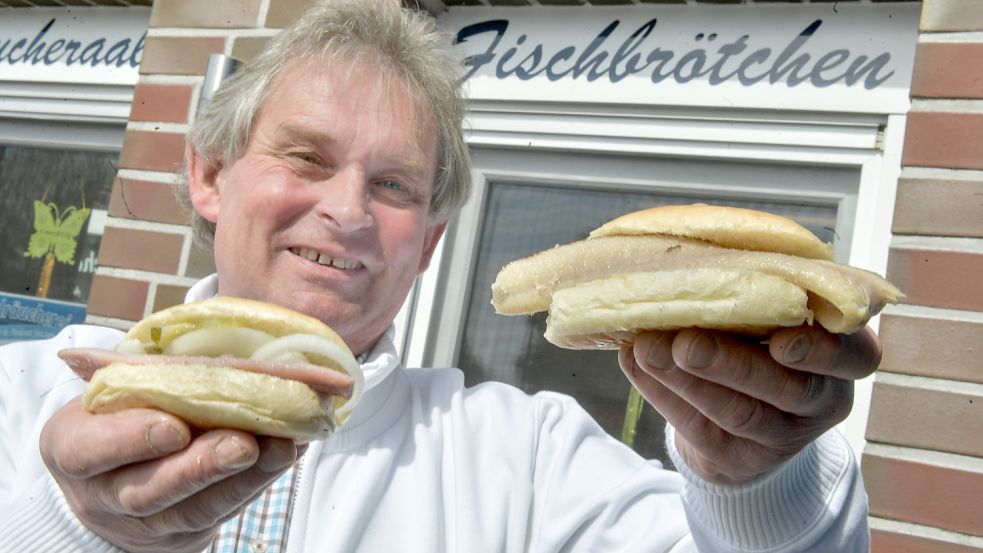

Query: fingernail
[256,440,295,474]
[147,420,186,453]
[645,334,676,371]
[784,332,814,364]
[686,332,719,370]
[214,437,254,470]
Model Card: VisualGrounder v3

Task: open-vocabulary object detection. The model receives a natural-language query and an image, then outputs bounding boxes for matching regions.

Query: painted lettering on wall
[0,18,144,69]
[456,18,894,90]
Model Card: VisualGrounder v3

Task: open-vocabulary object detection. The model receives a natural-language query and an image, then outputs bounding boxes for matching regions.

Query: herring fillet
[491,236,718,314]
[491,235,904,335]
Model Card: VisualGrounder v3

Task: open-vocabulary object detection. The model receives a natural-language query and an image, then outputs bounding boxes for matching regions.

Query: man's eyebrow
[273,123,335,148]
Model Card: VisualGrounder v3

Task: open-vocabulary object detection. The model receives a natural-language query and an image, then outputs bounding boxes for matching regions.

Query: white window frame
[394,100,905,457]
[0,81,131,152]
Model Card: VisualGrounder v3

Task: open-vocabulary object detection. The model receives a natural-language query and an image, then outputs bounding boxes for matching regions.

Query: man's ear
[417,221,448,274]
[186,145,224,223]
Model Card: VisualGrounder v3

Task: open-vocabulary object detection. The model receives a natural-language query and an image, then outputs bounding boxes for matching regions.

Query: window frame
[395,102,906,456]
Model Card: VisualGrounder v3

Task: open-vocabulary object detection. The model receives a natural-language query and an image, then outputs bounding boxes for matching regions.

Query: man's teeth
[291,248,362,270]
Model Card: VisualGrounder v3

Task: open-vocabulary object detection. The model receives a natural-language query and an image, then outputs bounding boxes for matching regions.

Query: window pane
[0,144,117,340]
[457,182,838,464]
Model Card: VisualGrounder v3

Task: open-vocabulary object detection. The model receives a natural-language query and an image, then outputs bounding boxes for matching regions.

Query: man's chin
[277,292,354,320]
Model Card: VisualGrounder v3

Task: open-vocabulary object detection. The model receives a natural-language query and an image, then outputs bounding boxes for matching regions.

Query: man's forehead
[243,56,440,186]
[264,58,432,136]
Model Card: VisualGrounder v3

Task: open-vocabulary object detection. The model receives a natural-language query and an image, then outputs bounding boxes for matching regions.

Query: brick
[108,177,188,225]
[129,83,193,123]
[98,227,184,275]
[117,130,187,173]
[231,36,271,63]
[911,42,983,99]
[150,0,262,29]
[886,246,983,312]
[264,0,319,28]
[921,0,983,32]
[87,274,149,321]
[872,530,983,553]
[893,177,983,238]
[152,283,190,313]
[902,112,983,171]
[864,453,983,536]
[880,313,983,385]
[867,382,983,458]
[139,36,226,76]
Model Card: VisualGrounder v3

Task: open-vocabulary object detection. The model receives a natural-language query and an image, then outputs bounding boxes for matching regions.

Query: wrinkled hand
[618,326,880,485]
[40,398,303,553]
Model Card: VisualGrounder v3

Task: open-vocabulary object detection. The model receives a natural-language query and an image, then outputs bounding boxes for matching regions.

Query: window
[404,101,896,460]
[455,178,841,463]
[0,143,117,342]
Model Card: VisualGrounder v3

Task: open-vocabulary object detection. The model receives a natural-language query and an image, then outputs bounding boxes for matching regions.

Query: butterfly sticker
[23,200,91,265]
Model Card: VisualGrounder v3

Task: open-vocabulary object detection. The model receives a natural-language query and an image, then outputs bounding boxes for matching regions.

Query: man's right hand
[40,398,302,553]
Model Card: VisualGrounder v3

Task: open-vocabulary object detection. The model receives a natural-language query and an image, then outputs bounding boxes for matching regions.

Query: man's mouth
[289,247,364,270]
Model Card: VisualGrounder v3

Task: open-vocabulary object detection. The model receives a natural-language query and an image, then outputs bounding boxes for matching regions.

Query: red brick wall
[865,0,983,551]
[87,0,320,328]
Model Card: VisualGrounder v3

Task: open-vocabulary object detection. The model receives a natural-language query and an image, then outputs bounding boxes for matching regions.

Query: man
[0,1,876,551]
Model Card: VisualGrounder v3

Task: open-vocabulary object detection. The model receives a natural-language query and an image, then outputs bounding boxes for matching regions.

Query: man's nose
[316,168,373,231]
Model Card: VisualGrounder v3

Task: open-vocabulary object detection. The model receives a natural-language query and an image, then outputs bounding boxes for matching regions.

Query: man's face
[189,60,445,355]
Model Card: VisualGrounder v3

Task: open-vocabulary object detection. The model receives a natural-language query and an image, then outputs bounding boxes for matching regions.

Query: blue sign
[0,292,87,344]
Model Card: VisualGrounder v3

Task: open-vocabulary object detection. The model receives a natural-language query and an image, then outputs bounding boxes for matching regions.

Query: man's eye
[297,153,320,164]
[379,180,403,192]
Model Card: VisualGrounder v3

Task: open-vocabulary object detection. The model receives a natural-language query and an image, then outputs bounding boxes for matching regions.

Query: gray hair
[181,0,471,247]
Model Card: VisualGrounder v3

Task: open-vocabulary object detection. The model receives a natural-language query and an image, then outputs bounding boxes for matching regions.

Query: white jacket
[0,276,869,552]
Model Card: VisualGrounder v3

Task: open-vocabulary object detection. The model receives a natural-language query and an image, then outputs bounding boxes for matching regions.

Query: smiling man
[188,59,446,357]
[0,2,876,552]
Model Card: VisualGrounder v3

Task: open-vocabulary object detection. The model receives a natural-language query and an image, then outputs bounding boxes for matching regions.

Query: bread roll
[84,363,335,441]
[590,204,835,261]
[492,204,903,349]
[62,297,362,441]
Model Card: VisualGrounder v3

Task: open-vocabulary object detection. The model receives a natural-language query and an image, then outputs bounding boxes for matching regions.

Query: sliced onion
[115,338,146,354]
[250,333,364,418]
[265,350,310,364]
[163,327,275,357]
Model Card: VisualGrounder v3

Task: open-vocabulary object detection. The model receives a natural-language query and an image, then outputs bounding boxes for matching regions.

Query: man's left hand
[618,326,881,485]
